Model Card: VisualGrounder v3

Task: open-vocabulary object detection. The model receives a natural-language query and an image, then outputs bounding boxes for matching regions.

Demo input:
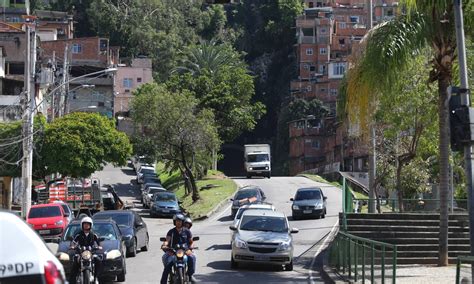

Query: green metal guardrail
[329,231,397,284]
[456,256,474,284]
[351,198,468,213]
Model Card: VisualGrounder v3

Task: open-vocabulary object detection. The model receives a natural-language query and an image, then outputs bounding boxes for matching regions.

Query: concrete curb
[194,179,239,221]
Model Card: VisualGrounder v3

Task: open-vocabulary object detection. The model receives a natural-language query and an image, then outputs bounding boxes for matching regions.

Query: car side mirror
[323,196,327,200]
[229,225,237,231]
[230,198,234,201]
[136,221,144,227]
[160,237,166,242]
[290,198,294,201]
[192,236,200,241]
[290,228,299,234]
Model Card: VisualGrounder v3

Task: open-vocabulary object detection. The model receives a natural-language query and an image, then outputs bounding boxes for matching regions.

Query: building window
[330,89,338,96]
[339,38,345,45]
[123,78,133,88]
[386,9,394,16]
[350,16,359,23]
[306,85,312,92]
[320,28,327,34]
[303,64,309,70]
[137,77,142,83]
[320,47,327,54]
[339,22,346,29]
[308,1,314,8]
[306,48,313,55]
[312,140,320,149]
[99,39,108,52]
[310,65,316,72]
[319,65,326,74]
[72,44,82,54]
[10,17,20,23]
[333,62,346,76]
[320,88,326,93]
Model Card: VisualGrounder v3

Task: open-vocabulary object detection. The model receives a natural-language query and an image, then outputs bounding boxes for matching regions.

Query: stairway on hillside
[342,213,470,264]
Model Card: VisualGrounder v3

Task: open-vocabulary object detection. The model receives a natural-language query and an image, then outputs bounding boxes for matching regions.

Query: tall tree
[344,2,474,265]
[131,83,220,202]
[40,112,132,178]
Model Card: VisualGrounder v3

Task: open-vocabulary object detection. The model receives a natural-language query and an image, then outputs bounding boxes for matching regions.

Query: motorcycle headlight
[176,250,185,258]
[278,241,292,251]
[292,205,300,210]
[57,252,70,261]
[55,220,64,226]
[81,250,92,261]
[106,250,122,260]
[234,237,248,249]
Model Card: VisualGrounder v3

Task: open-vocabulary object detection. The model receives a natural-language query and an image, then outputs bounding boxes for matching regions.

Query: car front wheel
[231,256,238,269]
[285,261,293,271]
[126,238,137,257]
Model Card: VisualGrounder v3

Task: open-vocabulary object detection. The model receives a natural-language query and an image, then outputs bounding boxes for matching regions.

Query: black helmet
[184,216,192,229]
[173,213,186,226]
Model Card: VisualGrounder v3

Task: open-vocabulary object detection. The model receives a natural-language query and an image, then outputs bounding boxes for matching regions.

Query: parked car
[137,166,156,184]
[53,200,74,223]
[291,187,327,220]
[229,209,298,271]
[149,191,181,218]
[132,156,147,171]
[142,186,166,208]
[136,163,155,175]
[56,219,126,282]
[230,186,266,217]
[26,203,70,242]
[0,211,67,284]
[92,210,149,257]
[141,178,162,191]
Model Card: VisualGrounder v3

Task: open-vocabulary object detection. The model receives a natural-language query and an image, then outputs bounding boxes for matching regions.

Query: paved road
[62,165,342,283]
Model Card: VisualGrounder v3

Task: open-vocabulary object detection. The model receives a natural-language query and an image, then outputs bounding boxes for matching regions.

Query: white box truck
[244,144,271,178]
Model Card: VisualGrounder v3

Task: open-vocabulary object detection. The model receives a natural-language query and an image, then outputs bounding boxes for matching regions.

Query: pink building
[114,57,153,115]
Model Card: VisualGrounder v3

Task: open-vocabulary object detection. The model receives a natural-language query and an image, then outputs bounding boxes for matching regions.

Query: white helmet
[81,216,93,229]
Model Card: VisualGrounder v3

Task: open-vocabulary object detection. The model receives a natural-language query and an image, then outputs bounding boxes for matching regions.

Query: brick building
[289,0,399,176]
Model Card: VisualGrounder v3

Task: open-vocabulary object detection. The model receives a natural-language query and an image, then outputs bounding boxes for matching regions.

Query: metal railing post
[371,243,375,283]
[456,257,461,284]
[348,239,352,279]
[355,239,359,282]
[381,245,386,284]
[392,246,397,284]
[362,243,366,284]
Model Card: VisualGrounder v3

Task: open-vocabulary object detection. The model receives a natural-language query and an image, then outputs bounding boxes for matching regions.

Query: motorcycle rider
[68,216,103,283]
[161,213,197,283]
[184,216,193,230]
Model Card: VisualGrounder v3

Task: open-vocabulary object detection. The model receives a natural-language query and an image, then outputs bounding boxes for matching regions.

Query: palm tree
[345,2,473,266]
[172,41,246,76]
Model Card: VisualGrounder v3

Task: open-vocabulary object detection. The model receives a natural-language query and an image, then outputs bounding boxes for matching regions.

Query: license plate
[255,255,268,261]
[162,209,170,213]
[303,210,312,214]
[39,230,50,234]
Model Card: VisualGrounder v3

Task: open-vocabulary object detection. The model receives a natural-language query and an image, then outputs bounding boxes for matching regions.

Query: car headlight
[315,204,323,209]
[55,220,64,226]
[57,252,70,261]
[81,250,92,261]
[106,250,122,260]
[234,237,248,249]
[292,205,300,210]
[278,240,292,251]
[248,167,253,170]
[265,166,269,170]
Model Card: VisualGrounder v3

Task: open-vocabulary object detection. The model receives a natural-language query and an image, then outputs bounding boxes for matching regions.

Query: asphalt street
[53,165,342,283]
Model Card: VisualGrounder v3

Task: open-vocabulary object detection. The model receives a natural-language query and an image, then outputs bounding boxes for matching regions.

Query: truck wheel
[267,173,271,179]
[246,174,251,179]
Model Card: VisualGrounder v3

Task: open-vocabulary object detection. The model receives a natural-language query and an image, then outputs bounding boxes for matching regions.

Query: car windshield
[63,223,118,241]
[240,216,288,233]
[141,168,155,174]
[235,190,258,200]
[295,190,322,201]
[236,207,271,220]
[247,154,269,163]
[60,205,70,214]
[144,178,161,184]
[154,193,177,202]
[94,214,131,227]
[28,206,61,218]
[148,187,164,194]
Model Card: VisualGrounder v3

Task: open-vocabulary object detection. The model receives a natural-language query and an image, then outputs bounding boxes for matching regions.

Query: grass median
[157,165,237,219]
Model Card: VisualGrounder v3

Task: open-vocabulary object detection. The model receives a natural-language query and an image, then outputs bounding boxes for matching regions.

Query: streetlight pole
[454,0,474,270]
[367,0,376,213]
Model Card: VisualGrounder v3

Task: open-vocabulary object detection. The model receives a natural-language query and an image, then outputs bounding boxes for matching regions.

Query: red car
[27,203,70,242]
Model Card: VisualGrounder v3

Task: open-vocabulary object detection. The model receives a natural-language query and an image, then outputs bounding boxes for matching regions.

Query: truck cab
[244,144,271,179]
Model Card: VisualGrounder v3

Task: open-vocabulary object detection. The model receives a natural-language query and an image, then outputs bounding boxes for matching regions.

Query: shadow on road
[121,168,137,176]
[112,182,139,198]
[205,244,231,251]
[217,215,233,222]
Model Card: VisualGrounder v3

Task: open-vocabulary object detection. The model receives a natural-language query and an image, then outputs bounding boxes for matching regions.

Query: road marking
[211,203,232,222]
[308,219,339,283]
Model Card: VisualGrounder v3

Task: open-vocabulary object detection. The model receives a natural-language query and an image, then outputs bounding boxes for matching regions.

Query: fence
[329,231,397,284]
[351,198,468,213]
[456,256,474,284]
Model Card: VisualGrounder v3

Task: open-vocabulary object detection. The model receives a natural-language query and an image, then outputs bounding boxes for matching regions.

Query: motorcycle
[160,236,199,284]
[71,243,102,284]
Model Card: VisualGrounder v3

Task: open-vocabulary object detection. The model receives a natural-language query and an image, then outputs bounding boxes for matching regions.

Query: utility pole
[454,0,473,268]
[60,44,69,116]
[367,0,376,213]
[21,16,36,218]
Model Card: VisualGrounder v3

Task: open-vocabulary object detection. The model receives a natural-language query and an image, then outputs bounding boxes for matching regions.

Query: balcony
[299,36,316,44]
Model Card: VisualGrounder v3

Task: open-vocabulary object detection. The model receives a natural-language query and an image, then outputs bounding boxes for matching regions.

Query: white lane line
[308,220,339,283]
[211,203,232,222]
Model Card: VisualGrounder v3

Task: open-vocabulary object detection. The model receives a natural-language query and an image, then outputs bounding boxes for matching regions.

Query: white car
[230,203,276,243]
[136,166,156,184]
[142,186,166,208]
[0,211,67,283]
